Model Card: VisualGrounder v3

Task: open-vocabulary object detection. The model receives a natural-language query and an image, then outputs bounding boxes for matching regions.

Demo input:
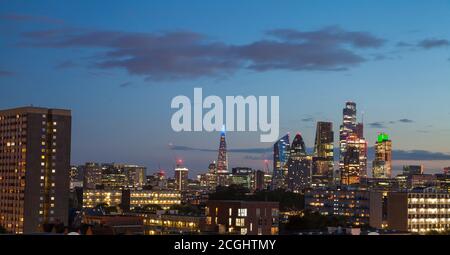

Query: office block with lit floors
[0,107,71,234]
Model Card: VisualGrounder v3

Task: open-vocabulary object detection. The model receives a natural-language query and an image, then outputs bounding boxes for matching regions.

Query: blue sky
[1,0,450,176]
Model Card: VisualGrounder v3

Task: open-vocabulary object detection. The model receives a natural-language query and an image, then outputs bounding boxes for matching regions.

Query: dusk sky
[1,0,450,176]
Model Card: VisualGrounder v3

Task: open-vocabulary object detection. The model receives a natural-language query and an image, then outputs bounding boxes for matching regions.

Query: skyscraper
[287,133,311,192]
[372,133,393,178]
[174,160,189,191]
[216,128,228,174]
[216,128,228,187]
[271,134,290,190]
[0,107,71,234]
[341,135,362,185]
[339,102,357,183]
[312,122,334,186]
[339,102,367,185]
[356,123,368,178]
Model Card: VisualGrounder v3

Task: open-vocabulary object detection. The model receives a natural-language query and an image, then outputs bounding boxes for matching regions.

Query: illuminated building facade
[341,135,366,185]
[305,187,370,226]
[82,189,181,210]
[403,165,424,176]
[0,107,71,234]
[174,162,189,191]
[230,167,254,190]
[271,134,290,190]
[339,102,357,182]
[83,162,146,190]
[372,133,392,178]
[377,191,450,233]
[287,133,311,192]
[339,102,367,185]
[83,162,102,189]
[141,213,205,235]
[205,200,279,235]
[69,165,84,190]
[312,122,334,186]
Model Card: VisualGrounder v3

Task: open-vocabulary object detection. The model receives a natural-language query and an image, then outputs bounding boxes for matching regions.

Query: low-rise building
[82,215,144,235]
[204,200,279,235]
[140,212,205,235]
[305,187,370,226]
[391,191,450,233]
[82,189,181,210]
[370,190,450,233]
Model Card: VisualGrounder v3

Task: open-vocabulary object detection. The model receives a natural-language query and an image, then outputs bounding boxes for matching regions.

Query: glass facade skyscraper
[287,133,311,192]
[339,102,367,185]
[271,134,290,190]
[312,122,334,186]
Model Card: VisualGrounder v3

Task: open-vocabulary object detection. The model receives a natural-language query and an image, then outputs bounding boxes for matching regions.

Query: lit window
[238,208,247,217]
[236,218,245,227]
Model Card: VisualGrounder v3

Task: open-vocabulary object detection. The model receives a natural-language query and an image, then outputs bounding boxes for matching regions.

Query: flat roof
[0,106,71,116]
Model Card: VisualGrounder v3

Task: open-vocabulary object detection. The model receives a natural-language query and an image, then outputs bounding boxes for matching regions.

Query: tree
[283,210,351,232]
[208,186,305,211]
[209,185,251,200]
[170,204,201,216]
[94,203,117,214]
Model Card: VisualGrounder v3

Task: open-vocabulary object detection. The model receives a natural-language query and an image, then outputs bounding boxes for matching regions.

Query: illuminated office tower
[287,133,312,192]
[356,122,368,178]
[312,122,334,185]
[372,133,392,178]
[0,107,71,234]
[174,160,189,191]
[339,102,357,183]
[271,134,290,190]
[341,135,364,185]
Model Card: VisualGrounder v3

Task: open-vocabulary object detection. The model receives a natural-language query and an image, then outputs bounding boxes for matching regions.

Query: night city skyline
[1,0,450,176]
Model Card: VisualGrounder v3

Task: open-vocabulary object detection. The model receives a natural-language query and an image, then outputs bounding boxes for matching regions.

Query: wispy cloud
[55,60,77,69]
[301,117,314,122]
[119,81,133,88]
[368,118,415,129]
[19,26,385,81]
[398,118,414,123]
[418,39,450,49]
[0,70,14,77]
[368,122,387,128]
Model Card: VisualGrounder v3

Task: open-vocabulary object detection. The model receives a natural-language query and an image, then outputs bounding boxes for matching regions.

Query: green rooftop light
[377,133,390,143]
